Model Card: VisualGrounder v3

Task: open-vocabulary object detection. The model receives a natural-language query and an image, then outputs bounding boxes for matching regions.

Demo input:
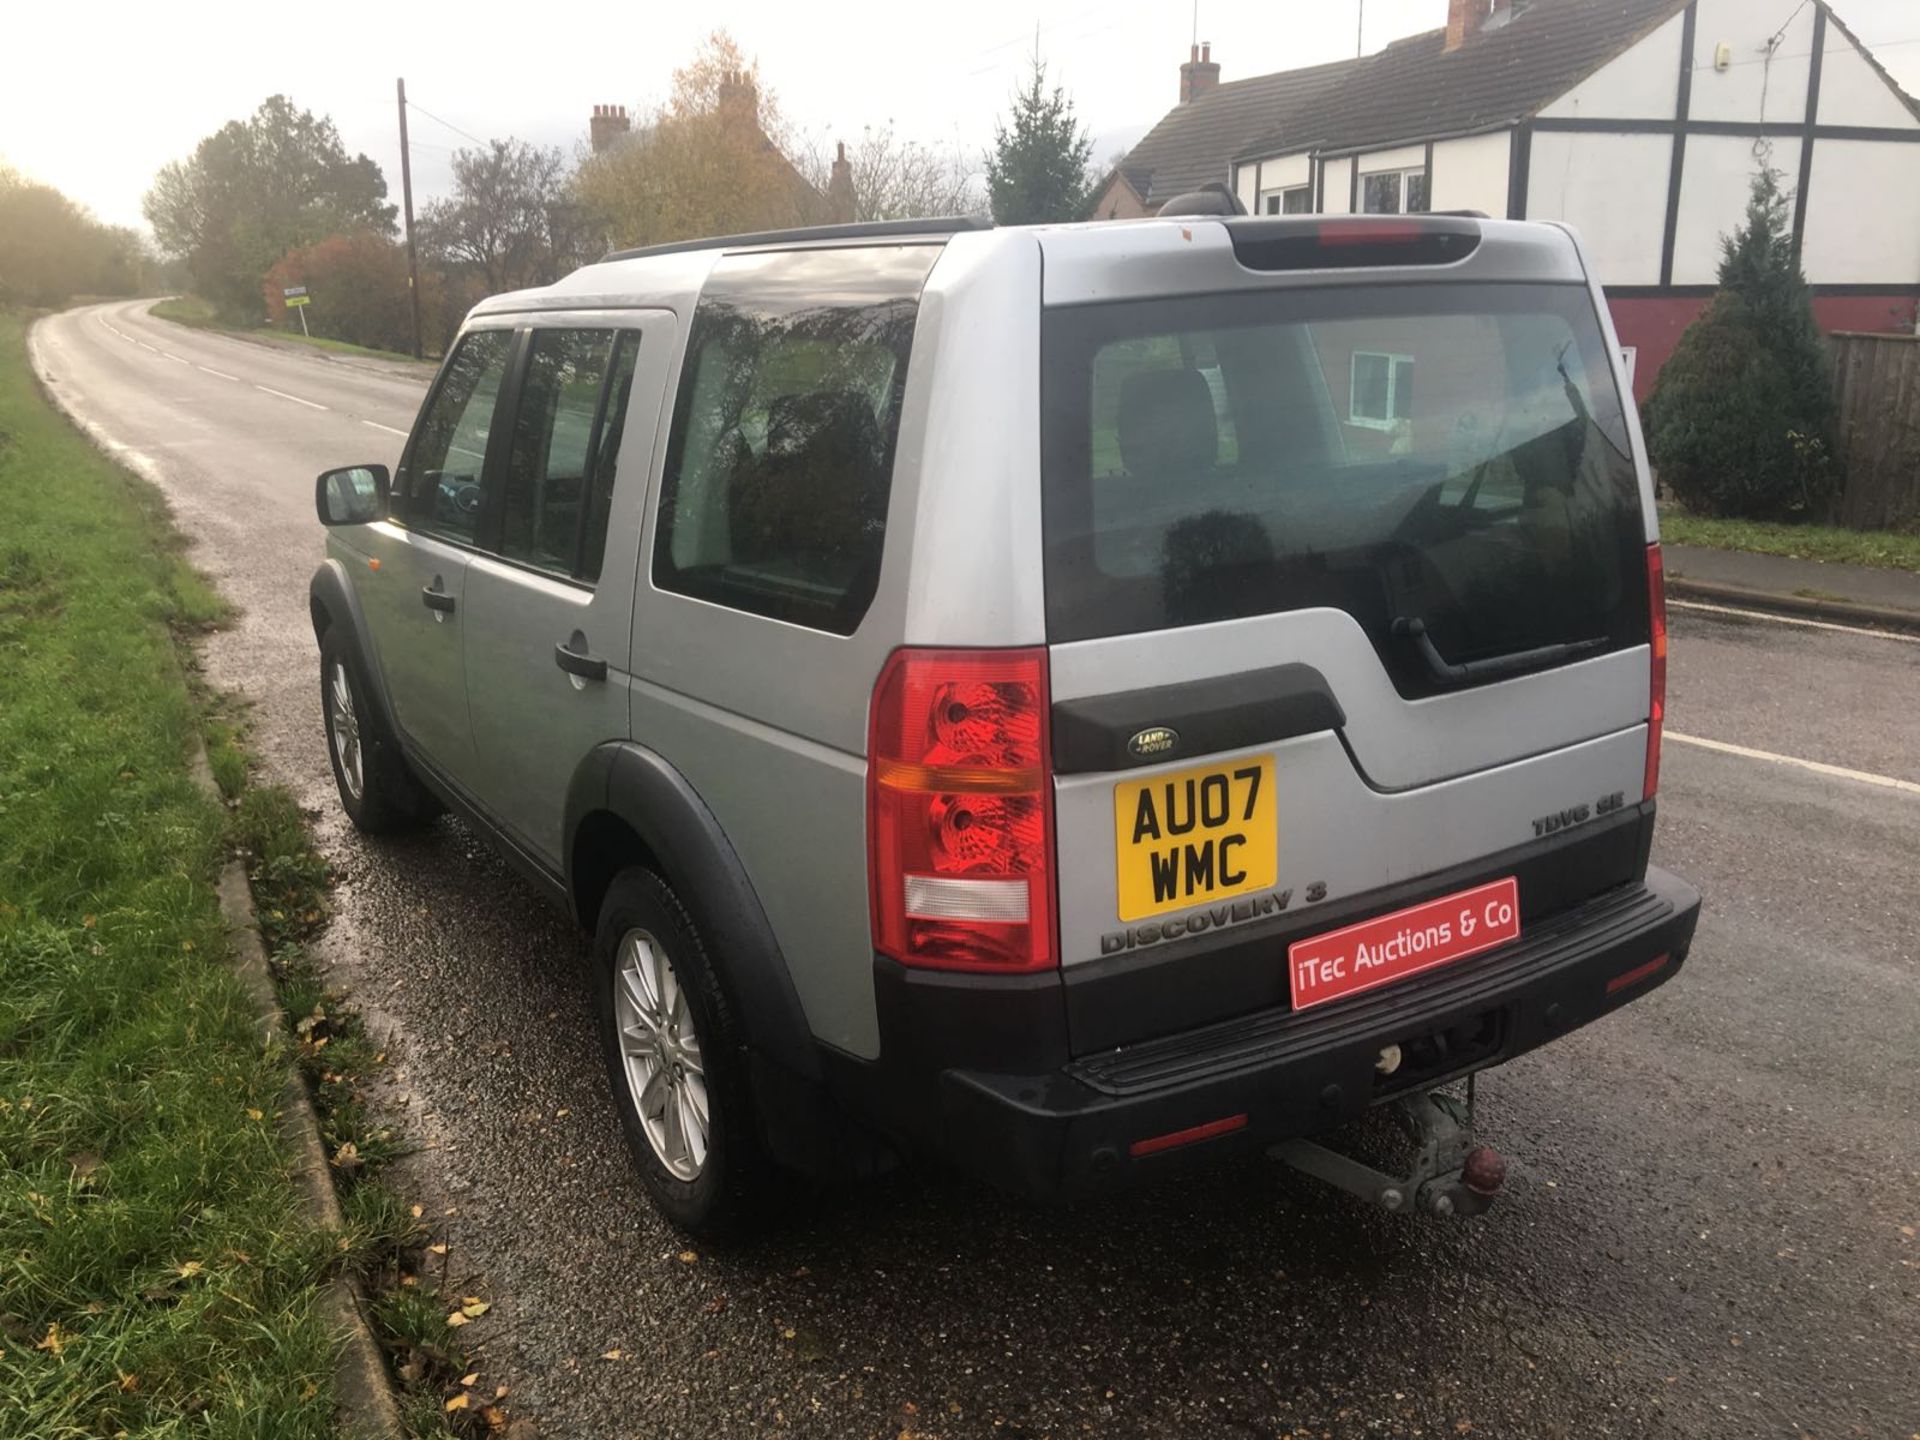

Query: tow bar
[1270,1082,1508,1217]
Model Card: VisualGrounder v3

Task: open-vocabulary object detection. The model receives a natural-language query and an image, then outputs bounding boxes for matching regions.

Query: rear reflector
[1645,544,1667,801]
[1128,1114,1248,1158]
[868,648,1057,973]
[1606,952,1670,995]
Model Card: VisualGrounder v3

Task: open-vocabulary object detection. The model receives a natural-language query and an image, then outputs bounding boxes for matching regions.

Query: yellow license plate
[1114,756,1277,922]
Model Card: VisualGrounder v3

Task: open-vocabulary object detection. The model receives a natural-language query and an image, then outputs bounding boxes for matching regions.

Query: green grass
[1659,509,1920,573]
[0,309,337,1435]
[149,296,433,367]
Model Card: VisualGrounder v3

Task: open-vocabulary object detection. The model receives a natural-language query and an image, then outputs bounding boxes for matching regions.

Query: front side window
[499,328,640,581]
[1041,283,1649,697]
[395,329,513,544]
[652,245,940,635]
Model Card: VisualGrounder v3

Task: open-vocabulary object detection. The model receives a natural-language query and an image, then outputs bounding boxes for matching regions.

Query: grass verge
[0,307,336,1435]
[1659,509,1920,573]
[150,296,436,366]
[3,305,509,1436]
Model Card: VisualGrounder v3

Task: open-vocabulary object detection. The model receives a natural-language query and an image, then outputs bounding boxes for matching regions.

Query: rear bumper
[846,866,1699,1201]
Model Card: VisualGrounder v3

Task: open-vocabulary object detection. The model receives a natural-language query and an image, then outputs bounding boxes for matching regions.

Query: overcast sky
[6,0,1918,232]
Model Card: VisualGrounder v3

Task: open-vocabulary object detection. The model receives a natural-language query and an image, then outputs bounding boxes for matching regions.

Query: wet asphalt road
[31,300,1920,1440]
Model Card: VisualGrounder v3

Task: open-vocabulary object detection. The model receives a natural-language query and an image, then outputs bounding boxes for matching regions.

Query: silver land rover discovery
[310,211,1701,1234]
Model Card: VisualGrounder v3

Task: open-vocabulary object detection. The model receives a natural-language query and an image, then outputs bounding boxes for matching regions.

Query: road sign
[285,294,311,308]
[283,285,308,298]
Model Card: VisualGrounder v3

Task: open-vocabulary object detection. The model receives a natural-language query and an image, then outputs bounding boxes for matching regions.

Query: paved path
[1666,541,1920,614]
[33,300,1920,1440]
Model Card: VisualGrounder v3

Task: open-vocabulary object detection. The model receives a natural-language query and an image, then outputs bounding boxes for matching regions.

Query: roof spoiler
[1226,215,1483,270]
[1157,182,1247,218]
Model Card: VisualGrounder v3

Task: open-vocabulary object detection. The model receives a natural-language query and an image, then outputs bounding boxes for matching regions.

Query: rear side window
[652,245,939,635]
[1041,283,1649,697]
[499,328,640,582]
[395,329,513,544]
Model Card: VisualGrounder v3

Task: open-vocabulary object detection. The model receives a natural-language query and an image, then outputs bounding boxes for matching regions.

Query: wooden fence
[1831,331,1920,530]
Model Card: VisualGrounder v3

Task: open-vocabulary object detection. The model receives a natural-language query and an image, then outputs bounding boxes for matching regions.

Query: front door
[358,326,516,788]
[461,313,674,868]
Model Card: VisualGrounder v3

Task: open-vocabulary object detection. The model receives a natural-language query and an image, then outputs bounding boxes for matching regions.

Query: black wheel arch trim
[309,558,400,739]
[565,741,822,1083]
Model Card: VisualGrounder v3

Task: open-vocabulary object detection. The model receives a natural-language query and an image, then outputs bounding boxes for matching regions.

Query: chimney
[1446,0,1493,52]
[827,140,856,222]
[1179,42,1222,104]
[717,68,759,123]
[589,103,631,154]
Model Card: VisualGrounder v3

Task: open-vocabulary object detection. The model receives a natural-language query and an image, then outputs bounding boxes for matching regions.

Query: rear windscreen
[1040,283,1650,697]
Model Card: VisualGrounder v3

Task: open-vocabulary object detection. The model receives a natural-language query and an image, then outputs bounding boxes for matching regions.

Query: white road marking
[196,365,240,381]
[360,419,408,436]
[254,384,329,411]
[160,352,191,365]
[1669,598,1920,646]
[1666,731,1920,797]
[137,341,159,353]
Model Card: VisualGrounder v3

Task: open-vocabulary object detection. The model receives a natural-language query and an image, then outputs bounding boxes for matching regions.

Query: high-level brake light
[868,648,1057,973]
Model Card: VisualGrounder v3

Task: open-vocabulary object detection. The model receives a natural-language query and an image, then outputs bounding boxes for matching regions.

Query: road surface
[32,300,1920,1440]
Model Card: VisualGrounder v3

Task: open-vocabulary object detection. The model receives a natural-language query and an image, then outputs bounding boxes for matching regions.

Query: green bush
[1645,167,1838,520]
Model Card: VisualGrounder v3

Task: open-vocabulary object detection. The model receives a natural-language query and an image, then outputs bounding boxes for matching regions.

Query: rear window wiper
[1392,616,1610,686]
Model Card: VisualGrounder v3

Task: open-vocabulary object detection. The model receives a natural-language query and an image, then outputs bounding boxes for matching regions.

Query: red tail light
[868,648,1057,973]
[1645,544,1667,801]
[1317,219,1424,245]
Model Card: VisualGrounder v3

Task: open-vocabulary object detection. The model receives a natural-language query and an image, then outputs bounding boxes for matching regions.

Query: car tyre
[592,866,766,1237]
[319,626,440,833]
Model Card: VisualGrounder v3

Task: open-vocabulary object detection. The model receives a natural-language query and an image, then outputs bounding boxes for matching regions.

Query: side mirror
[315,464,390,526]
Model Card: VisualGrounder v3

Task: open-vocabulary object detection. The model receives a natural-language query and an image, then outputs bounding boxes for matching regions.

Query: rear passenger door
[461,313,674,868]
[359,326,515,786]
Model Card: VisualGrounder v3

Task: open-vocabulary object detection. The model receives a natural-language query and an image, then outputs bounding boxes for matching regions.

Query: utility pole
[397,77,423,360]
[1357,0,1365,57]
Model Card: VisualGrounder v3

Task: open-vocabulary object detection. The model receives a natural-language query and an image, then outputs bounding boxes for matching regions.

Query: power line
[406,99,487,148]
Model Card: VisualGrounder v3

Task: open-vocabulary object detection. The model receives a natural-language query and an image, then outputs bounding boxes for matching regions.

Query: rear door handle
[421,585,456,613]
[554,642,608,682]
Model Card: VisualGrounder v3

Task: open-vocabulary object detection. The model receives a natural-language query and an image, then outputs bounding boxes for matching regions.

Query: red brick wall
[1608,292,1920,405]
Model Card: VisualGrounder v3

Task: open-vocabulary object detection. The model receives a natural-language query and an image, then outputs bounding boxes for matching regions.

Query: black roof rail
[601,215,994,264]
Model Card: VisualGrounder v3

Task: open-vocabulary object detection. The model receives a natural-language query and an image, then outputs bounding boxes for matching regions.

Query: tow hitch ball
[1270,1086,1508,1218]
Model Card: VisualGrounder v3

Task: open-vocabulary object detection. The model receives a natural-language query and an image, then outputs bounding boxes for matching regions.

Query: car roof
[468,213,1591,319]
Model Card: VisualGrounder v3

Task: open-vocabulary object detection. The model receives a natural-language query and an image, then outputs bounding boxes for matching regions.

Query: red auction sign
[1288,877,1521,1012]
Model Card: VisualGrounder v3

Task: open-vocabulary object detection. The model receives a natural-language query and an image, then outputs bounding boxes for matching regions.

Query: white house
[1097,0,1920,397]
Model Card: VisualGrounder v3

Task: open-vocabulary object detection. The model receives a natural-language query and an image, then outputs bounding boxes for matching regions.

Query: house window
[1361,167,1429,215]
[1349,351,1414,430]
[1263,187,1312,215]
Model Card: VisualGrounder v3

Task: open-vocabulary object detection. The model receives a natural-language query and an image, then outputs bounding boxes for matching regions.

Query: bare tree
[420,139,585,294]
[798,127,982,222]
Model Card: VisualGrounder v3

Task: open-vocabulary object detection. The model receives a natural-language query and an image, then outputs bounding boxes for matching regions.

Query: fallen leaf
[555,1108,570,1118]
[35,1324,63,1355]
[330,1142,361,1173]
[246,1108,264,1122]
[460,1371,479,1386]
[397,1357,425,1384]
[446,1392,471,1412]
[117,1370,139,1392]
[1900,1225,1916,1239]
[482,1404,509,1431]
[176,1260,204,1279]
[410,1204,424,1219]
[460,1298,490,1319]
[677,1250,698,1264]
[82,915,97,929]
[600,1349,623,1361]
[446,1312,470,1328]
[494,1385,509,1399]
[427,1243,448,1256]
